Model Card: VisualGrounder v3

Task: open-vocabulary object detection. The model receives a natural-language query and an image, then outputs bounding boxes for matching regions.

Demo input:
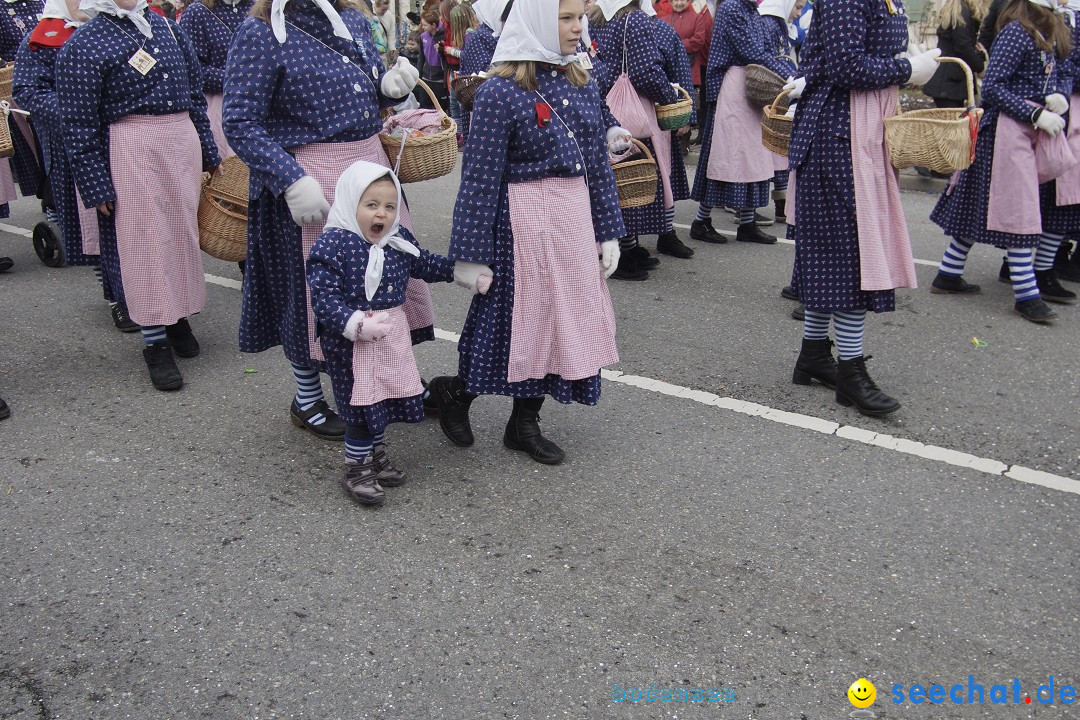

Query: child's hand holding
[359,311,394,341]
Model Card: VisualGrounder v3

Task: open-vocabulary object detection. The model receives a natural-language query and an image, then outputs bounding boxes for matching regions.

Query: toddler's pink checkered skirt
[349,305,423,405]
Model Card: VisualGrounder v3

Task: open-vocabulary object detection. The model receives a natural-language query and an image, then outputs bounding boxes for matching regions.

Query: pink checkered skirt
[205,93,234,160]
[75,184,100,255]
[506,176,619,383]
[109,113,206,326]
[294,137,433,362]
[349,305,423,405]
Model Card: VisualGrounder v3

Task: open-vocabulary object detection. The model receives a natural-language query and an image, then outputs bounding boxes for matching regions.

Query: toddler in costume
[307,162,486,506]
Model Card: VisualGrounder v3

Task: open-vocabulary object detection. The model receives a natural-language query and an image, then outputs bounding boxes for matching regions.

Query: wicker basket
[883,57,983,174]
[379,79,458,184]
[0,63,12,103]
[0,103,13,159]
[746,64,788,110]
[761,88,793,156]
[452,73,485,111]
[198,155,249,262]
[611,138,658,209]
[656,85,693,131]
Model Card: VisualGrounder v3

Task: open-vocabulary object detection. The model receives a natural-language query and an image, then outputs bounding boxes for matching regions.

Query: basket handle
[935,56,976,109]
[769,87,794,114]
[675,84,691,103]
[613,137,654,165]
[414,78,445,115]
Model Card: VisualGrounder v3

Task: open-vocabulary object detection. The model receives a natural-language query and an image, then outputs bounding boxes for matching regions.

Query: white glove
[358,311,393,341]
[606,126,632,153]
[283,175,329,226]
[599,240,620,278]
[782,76,806,100]
[380,56,420,99]
[1045,93,1069,115]
[453,261,494,294]
[1035,109,1067,137]
[905,48,942,87]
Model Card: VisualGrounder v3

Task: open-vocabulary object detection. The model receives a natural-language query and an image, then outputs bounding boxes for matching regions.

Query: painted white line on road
[205,273,242,290]
[0,221,33,238]
[670,222,942,268]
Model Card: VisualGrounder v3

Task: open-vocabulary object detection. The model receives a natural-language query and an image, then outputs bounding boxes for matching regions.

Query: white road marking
[671,222,942,268]
[0,221,33,238]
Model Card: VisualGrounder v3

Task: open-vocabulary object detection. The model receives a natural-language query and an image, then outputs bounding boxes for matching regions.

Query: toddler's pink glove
[358,311,393,341]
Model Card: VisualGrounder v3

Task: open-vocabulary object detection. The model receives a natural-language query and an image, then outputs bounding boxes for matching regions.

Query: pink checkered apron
[1055,93,1080,207]
[109,113,206,326]
[204,93,234,160]
[706,66,776,185]
[988,109,1077,235]
[293,137,434,362]
[75,185,100,255]
[349,305,423,405]
[506,176,619,383]
[849,88,917,291]
[0,159,17,206]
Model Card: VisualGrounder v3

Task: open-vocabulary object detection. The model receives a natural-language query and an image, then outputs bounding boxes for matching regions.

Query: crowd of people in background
[1,0,1079,504]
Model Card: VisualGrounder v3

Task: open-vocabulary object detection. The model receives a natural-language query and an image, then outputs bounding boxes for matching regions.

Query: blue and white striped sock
[938,237,973,277]
[803,309,830,340]
[833,310,866,360]
[372,431,386,447]
[44,207,59,224]
[140,325,166,346]
[663,207,675,232]
[92,264,104,288]
[1034,232,1064,271]
[695,204,713,222]
[774,173,789,192]
[737,208,754,226]
[345,425,373,462]
[1008,249,1039,302]
[291,362,327,426]
[619,235,639,251]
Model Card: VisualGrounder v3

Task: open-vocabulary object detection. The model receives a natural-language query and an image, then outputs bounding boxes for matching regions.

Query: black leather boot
[735,223,777,244]
[503,397,565,464]
[792,338,838,389]
[835,356,900,416]
[429,375,476,446]
[165,318,200,357]
[143,341,183,391]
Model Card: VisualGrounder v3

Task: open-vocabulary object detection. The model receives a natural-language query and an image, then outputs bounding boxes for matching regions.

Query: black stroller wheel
[32,221,64,268]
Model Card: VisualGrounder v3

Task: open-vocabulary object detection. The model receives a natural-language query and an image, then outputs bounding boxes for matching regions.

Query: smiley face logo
[848,678,876,708]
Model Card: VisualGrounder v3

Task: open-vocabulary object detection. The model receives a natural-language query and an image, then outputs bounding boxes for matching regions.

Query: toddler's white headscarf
[79,0,152,36]
[324,161,420,301]
[492,0,580,65]
[270,0,353,44]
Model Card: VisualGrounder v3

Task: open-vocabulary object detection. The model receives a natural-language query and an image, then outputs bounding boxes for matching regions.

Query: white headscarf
[478,0,515,35]
[596,0,652,21]
[42,0,86,26]
[492,0,578,66]
[1028,0,1073,22]
[324,161,420,301]
[757,0,796,22]
[79,0,152,36]
[270,0,353,44]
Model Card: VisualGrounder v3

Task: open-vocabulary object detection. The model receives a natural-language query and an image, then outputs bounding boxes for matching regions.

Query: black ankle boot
[689,218,727,244]
[503,397,565,464]
[165,318,200,357]
[735,223,777,244]
[143,341,183,391]
[792,338,838,389]
[429,375,476,446]
[611,247,648,280]
[657,231,694,258]
[835,356,900,416]
[1034,269,1078,304]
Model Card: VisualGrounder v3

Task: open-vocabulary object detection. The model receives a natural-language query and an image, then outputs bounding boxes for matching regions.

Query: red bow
[535,101,551,128]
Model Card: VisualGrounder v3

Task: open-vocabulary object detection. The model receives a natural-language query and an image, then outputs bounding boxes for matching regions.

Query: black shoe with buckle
[689,219,728,244]
[1034,269,1077,304]
[289,398,346,440]
[656,231,695,258]
[165,318,200,358]
[110,304,139,333]
[143,341,183,391]
[736,223,777,244]
[428,375,477,446]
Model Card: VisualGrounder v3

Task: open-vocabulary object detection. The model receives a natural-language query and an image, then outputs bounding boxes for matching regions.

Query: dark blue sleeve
[13,39,60,130]
[818,0,909,90]
[982,24,1041,122]
[625,12,680,105]
[173,18,221,169]
[308,231,359,337]
[56,36,114,207]
[179,5,223,94]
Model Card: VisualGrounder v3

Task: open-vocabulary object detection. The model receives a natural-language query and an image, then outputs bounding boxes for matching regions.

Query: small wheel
[32,221,64,268]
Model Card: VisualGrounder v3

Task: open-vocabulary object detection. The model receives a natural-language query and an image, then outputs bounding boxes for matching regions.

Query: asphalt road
[1,154,1077,719]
